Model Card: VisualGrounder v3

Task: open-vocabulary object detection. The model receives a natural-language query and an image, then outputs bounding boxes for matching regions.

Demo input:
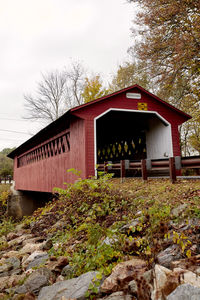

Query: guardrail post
[125,160,130,170]
[107,161,112,170]
[104,161,108,174]
[146,159,152,170]
[120,160,126,182]
[141,159,147,181]
[169,157,176,183]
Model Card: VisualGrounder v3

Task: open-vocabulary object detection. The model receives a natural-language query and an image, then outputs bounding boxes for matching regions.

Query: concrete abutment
[7,182,52,218]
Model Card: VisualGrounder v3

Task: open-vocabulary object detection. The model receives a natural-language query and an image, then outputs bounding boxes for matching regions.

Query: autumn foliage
[128,0,200,154]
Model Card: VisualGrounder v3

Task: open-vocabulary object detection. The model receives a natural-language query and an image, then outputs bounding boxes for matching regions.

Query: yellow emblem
[138,102,148,110]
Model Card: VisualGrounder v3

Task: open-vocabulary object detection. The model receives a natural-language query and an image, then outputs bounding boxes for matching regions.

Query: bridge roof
[8,84,191,159]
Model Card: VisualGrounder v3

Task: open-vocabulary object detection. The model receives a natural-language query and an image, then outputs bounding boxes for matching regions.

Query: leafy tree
[128,0,200,92]
[0,148,15,180]
[82,75,109,103]
[128,0,200,154]
[110,61,152,92]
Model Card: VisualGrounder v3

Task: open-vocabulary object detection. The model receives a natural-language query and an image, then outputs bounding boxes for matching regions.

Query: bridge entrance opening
[95,110,172,166]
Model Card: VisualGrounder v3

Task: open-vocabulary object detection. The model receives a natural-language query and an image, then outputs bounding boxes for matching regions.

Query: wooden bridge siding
[85,119,95,178]
[14,152,70,192]
[14,117,86,193]
[171,124,182,157]
[73,87,185,177]
[69,117,86,182]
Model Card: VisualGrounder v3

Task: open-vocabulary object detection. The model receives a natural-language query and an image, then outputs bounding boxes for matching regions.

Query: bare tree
[24,70,68,123]
[24,62,86,124]
[65,61,85,107]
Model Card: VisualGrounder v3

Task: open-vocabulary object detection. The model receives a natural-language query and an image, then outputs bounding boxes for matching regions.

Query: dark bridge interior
[96,111,154,163]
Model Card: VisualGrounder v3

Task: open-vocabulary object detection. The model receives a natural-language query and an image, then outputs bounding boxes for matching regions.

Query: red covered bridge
[8,85,190,193]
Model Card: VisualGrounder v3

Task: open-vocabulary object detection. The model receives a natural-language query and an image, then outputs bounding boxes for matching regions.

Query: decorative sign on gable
[138,102,148,111]
[126,92,141,99]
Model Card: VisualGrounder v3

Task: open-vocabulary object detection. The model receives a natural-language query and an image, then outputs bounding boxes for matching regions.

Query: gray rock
[26,254,49,270]
[167,283,200,300]
[0,266,9,277]
[128,279,137,294]
[42,239,53,250]
[101,291,132,300]
[102,236,118,246]
[196,267,200,276]
[157,244,182,268]
[7,257,21,270]
[61,264,73,277]
[143,269,153,284]
[15,267,51,296]
[38,271,98,300]
[120,218,140,234]
[171,204,187,217]
[22,250,48,268]
[0,257,21,277]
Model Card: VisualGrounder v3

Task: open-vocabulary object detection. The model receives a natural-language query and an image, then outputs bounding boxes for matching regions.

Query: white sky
[0,0,136,151]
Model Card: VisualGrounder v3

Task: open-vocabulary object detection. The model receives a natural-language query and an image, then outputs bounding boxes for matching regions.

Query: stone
[61,265,74,277]
[151,264,179,300]
[7,257,21,270]
[171,204,187,217]
[152,265,200,299]
[8,183,42,218]
[2,250,21,259]
[120,218,140,234]
[171,255,200,273]
[15,268,51,296]
[102,236,118,246]
[173,268,200,288]
[47,256,68,273]
[22,251,49,270]
[143,269,153,285]
[0,264,9,276]
[157,244,182,268]
[22,237,45,247]
[0,257,21,277]
[38,271,98,300]
[128,280,137,294]
[0,274,26,292]
[196,267,200,276]
[100,258,147,293]
[42,239,53,250]
[56,275,65,282]
[26,254,49,270]
[167,283,200,300]
[22,251,47,266]
[19,242,45,255]
[102,291,132,300]
[7,234,33,248]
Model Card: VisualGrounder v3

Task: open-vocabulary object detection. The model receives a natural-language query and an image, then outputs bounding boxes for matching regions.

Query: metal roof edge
[7,110,71,159]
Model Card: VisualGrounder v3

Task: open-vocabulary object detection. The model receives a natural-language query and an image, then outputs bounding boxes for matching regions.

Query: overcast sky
[0,0,136,151]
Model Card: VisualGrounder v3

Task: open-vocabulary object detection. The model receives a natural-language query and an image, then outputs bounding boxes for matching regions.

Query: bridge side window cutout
[17,132,70,168]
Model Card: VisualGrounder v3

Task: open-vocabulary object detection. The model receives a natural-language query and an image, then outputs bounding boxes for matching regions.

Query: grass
[19,176,199,280]
[0,177,199,289]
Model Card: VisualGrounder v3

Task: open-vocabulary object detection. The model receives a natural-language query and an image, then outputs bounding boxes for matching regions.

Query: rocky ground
[0,178,200,300]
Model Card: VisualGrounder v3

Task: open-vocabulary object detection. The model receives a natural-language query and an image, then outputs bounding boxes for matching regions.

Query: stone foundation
[7,182,52,218]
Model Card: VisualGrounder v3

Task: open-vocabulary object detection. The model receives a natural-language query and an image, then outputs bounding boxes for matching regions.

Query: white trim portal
[94,108,173,176]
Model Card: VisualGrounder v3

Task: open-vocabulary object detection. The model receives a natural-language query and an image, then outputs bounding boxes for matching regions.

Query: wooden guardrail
[0,176,12,184]
[96,156,200,183]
